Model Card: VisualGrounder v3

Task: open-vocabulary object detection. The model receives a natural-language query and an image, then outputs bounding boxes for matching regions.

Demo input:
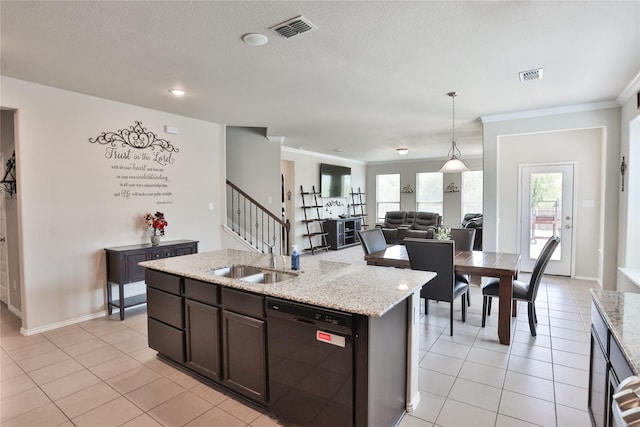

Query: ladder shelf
[300,185,330,255]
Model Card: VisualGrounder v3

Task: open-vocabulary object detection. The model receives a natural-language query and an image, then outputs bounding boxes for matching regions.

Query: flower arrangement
[435,226,451,240]
[144,211,168,236]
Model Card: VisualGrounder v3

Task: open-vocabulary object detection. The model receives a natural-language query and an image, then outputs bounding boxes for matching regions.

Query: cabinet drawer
[146,269,182,295]
[148,317,185,363]
[610,336,634,382]
[147,287,184,328]
[150,247,176,260]
[175,243,197,256]
[185,279,219,306]
[221,288,264,319]
[591,302,608,352]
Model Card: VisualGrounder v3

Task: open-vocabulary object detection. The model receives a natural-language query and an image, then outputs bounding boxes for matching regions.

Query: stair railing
[226,179,291,256]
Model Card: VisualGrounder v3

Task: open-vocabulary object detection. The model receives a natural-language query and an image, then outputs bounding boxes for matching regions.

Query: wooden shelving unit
[350,187,368,228]
[300,185,330,255]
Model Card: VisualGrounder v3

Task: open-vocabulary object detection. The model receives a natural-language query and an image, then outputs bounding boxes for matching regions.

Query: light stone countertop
[590,289,640,375]
[139,249,435,317]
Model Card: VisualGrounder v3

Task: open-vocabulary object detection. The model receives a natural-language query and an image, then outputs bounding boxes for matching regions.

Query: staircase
[226,180,291,256]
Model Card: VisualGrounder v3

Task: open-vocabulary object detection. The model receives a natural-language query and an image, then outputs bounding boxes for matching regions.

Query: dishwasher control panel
[266,298,352,328]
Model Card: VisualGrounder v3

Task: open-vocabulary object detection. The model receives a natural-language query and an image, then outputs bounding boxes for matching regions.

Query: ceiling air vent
[519,68,544,82]
[270,16,317,39]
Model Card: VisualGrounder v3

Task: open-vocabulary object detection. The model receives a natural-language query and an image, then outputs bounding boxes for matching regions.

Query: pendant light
[439,91,469,173]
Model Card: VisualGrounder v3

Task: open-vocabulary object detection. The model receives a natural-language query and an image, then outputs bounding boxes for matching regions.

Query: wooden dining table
[365,244,521,345]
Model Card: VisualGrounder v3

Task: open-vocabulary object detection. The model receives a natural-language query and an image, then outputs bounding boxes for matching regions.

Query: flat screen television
[320,163,351,198]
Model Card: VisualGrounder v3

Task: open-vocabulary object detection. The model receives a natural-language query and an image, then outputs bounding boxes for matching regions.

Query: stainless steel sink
[240,271,296,284]
[211,265,263,279]
[211,265,296,283]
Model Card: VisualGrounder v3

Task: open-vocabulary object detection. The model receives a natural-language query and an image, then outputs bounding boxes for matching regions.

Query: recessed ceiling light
[242,33,269,46]
[333,148,344,153]
[397,148,409,155]
[168,89,187,96]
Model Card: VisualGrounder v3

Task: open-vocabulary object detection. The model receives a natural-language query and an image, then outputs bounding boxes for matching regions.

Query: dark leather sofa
[377,211,442,244]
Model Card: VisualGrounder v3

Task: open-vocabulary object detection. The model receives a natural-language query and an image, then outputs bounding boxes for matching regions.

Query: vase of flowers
[144,211,168,246]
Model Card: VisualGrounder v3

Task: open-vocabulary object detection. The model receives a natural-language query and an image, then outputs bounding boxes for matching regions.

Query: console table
[105,240,198,320]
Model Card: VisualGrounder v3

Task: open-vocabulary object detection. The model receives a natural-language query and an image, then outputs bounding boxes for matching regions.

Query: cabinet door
[124,251,147,283]
[588,331,608,427]
[222,310,267,404]
[337,220,345,246]
[185,299,220,381]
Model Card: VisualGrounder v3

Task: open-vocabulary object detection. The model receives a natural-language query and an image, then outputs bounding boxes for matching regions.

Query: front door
[519,164,574,275]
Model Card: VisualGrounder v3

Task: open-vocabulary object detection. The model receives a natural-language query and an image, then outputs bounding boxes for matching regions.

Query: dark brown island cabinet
[588,301,635,427]
[105,240,198,320]
[144,267,409,427]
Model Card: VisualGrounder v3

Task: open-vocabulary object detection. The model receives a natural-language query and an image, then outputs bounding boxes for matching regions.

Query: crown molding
[478,101,620,124]
[617,71,640,106]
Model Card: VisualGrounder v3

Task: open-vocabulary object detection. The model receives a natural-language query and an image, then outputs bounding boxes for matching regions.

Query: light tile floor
[399,273,593,427]
[1,250,594,427]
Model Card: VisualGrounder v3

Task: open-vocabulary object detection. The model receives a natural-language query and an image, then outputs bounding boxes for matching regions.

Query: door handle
[0,237,5,242]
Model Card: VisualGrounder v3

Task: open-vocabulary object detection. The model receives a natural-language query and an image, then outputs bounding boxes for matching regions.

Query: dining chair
[405,238,468,336]
[357,228,387,255]
[481,235,560,336]
[449,228,476,306]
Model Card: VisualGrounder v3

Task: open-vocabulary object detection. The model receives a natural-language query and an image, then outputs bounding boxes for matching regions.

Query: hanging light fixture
[439,91,469,173]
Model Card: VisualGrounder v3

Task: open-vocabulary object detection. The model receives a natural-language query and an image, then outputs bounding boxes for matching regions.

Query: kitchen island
[140,249,434,427]
[588,289,639,427]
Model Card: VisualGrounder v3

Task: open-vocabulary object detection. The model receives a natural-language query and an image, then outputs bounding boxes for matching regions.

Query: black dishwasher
[266,298,353,427]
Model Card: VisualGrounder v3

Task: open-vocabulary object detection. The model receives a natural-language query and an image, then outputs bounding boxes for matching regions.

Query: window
[416,172,443,215]
[376,174,400,222]
[461,170,483,215]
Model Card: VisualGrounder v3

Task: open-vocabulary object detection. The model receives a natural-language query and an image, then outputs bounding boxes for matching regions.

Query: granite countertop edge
[140,249,435,317]
[590,288,640,376]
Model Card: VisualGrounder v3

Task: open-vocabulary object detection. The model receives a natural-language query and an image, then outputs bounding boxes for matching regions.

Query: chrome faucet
[265,242,276,268]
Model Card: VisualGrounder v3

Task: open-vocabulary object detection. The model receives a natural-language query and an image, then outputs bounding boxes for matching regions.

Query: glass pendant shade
[439,91,469,173]
[439,157,469,173]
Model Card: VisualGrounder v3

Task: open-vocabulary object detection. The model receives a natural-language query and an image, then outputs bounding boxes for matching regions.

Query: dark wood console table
[105,240,198,320]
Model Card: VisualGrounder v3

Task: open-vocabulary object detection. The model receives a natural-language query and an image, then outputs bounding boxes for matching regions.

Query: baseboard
[8,303,22,318]
[574,275,599,283]
[20,310,108,336]
[406,390,421,413]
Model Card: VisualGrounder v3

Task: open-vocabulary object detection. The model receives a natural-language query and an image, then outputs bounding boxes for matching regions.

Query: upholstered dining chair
[357,228,387,255]
[481,235,560,336]
[449,227,477,306]
[405,238,468,336]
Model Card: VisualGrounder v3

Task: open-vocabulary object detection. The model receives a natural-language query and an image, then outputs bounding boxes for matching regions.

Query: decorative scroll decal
[90,121,179,153]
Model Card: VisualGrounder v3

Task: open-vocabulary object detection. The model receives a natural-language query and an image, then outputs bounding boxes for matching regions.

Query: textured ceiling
[1,1,639,163]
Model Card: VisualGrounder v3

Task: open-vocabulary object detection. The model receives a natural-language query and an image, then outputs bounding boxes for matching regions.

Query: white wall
[281,147,366,252]
[483,106,620,289]
[497,128,602,280]
[1,77,224,332]
[366,158,483,227]
[226,126,281,218]
[617,91,640,293]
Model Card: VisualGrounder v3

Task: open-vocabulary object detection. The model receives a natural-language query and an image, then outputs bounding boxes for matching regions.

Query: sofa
[377,211,442,244]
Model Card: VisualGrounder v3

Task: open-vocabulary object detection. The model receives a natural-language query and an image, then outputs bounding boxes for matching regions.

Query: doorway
[519,163,575,275]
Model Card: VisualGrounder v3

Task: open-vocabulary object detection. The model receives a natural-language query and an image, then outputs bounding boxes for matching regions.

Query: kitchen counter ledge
[139,249,435,317]
[590,289,640,375]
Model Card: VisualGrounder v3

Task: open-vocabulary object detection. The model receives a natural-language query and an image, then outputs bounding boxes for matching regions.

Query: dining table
[365,244,521,345]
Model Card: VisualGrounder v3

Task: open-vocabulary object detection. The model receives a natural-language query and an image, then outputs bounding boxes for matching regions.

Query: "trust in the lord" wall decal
[89,121,179,204]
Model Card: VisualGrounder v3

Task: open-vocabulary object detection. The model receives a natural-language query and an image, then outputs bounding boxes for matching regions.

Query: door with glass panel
[519,164,574,275]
